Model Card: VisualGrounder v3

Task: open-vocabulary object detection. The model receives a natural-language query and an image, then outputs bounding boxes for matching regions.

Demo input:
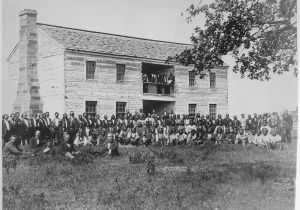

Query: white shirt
[54,118,60,127]
[241,117,247,128]
[33,118,37,127]
[4,120,10,131]
[74,136,89,146]
[47,117,51,125]
[261,134,271,144]
[269,135,282,143]
[24,119,29,127]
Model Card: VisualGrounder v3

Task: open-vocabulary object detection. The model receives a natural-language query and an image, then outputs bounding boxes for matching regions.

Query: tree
[168,0,297,80]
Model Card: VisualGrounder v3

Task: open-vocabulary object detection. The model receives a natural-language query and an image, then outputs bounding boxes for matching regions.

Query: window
[85,101,97,120]
[86,61,96,79]
[116,64,125,82]
[210,72,216,87]
[189,71,195,87]
[189,104,196,115]
[116,102,126,118]
[209,104,217,120]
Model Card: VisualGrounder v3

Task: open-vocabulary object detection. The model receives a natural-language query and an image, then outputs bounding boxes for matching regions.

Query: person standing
[68,111,78,144]
[52,112,62,140]
[240,114,247,130]
[20,112,31,146]
[2,114,12,145]
[14,112,22,146]
[283,111,293,143]
[30,113,40,138]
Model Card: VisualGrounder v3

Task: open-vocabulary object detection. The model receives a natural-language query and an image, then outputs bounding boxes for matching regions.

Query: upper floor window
[86,61,96,79]
[116,64,125,82]
[189,104,196,115]
[189,71,195,87]
[210,72,216,87]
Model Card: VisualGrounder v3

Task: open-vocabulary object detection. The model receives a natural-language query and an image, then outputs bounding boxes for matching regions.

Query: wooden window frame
[209,104,217,120]
[210,72,216,88]
[116,64,126,82]
[85,101,97,120]
[86,61,96,80]
[188,104,197,115]
[116,102,126,119]
[189,71,195,87]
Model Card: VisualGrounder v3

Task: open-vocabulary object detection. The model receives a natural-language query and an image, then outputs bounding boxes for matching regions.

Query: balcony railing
[143,82,175,96]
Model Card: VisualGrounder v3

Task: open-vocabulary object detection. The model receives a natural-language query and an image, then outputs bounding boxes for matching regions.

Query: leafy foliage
[169,0,297,80]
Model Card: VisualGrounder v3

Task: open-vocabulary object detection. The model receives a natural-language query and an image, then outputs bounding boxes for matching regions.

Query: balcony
[142,82,175,102]
[142,62,175,101]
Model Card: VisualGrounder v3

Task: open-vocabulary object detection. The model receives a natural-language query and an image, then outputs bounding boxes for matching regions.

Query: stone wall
[37,28,65,118]
[175,66,228,115]
[64,51,143,118]
[64,51,228,118]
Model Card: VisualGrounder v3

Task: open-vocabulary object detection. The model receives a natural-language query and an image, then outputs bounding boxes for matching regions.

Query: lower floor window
[116,102,126,119]
[209,104,217,120]
[188,104,196,115]
[85,101,97,120]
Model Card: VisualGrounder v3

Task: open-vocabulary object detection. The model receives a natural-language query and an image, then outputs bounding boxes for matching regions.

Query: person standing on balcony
[168,72,175,94]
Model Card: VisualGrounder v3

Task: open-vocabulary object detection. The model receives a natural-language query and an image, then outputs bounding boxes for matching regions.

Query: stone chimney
[14,9,43,114]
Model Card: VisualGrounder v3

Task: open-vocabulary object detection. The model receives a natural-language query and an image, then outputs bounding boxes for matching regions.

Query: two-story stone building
[7,9,229,119]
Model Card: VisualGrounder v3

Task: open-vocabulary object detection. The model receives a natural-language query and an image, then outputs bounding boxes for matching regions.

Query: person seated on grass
[73,131,90,152]
[248,129,257,145]
[4,135,25,158]
[177,121,185,134]
[118,127,127,145]
[107,132,120,156]
[260,120,272,134]
[235,129,248,146]
[267,129,283,151]
[255,129,264,147]
[98,129,107,146]
[187,129,198,145]
[203,133,215,144]
[54,134,74,159]
[215,127,224,144]
[141,131,151,146]
[168,128,177,146]
[130,128,140,146]
[29,130,46,155]
[136,121,144,137]
[89,130,99,146]
[214,120,225,135]
[260,128,270,149]
[176,129,187,145]
[156,127,166,146]
[224,128,235,144]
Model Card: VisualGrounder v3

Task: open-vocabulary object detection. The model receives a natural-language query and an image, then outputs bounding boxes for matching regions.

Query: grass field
[3,132,297,210]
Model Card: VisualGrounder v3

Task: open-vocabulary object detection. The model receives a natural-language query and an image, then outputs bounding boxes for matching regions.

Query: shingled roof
[38,23,193,61]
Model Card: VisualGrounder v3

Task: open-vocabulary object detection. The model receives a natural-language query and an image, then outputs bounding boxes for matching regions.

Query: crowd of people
[2,108,294,160]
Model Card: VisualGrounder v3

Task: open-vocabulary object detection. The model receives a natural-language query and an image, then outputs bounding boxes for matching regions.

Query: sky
[1,0,298,116]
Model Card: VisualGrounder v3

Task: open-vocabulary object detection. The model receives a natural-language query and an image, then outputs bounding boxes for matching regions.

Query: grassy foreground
[3,133,297,210]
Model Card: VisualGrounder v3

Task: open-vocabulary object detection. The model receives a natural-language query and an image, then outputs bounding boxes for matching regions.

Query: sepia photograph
[1,0,298,209]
